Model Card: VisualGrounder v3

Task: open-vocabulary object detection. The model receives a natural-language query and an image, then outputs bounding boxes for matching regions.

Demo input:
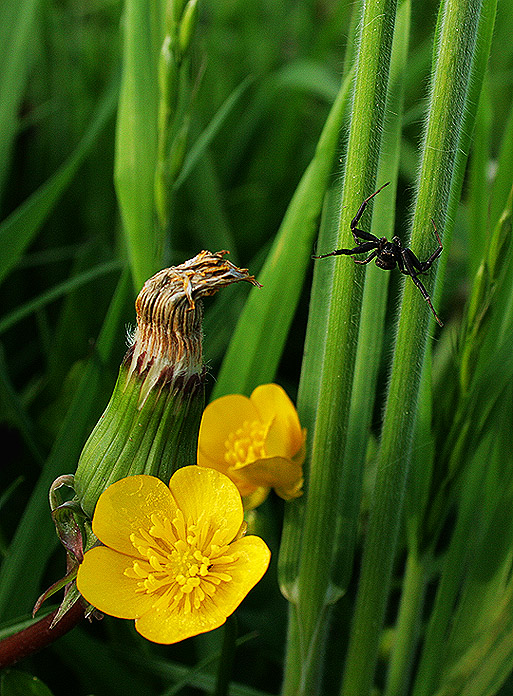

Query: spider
[312,182,444,327]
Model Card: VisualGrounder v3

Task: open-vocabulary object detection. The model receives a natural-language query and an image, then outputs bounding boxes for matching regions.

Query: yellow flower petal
[197,394,260,468]
[135,600,225,644]
[92,475,176,556]
[77,546,156,618]
[78,467,271,645]
[235,456,303,499]
[169,466,244,544]
[197,384,305,508]
[250,384,303,459]
[222,536,271,602]
[134,535,270,643]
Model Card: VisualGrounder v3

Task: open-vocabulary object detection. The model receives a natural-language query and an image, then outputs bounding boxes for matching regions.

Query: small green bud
[178,0,198,57]
[166,0,187,34]
[73,251,260,518]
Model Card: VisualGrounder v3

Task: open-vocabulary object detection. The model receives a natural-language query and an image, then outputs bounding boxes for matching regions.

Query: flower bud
[74,251,260,517]
[178,0,198,57]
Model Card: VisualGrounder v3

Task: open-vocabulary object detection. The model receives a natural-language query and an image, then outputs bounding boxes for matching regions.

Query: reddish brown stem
[0,601,85,669]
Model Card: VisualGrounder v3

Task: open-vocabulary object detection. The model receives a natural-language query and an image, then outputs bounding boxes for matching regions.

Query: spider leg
[314,182,391,255]
[351,227,380,245]
[401,249,443,327]
[408,274,443,327]
[353,249,378,265]
[350,181,391,235]
[395,251,407,274]
[402,222,443,274]
[312,240,378,259]
[418,220,443,272]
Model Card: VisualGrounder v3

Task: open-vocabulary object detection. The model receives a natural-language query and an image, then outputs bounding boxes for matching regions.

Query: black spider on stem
[312,182,444,327]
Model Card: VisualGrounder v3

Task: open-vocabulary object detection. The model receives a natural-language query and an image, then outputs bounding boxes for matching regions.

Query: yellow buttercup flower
[197,384,305,510]
[76,466,270,644]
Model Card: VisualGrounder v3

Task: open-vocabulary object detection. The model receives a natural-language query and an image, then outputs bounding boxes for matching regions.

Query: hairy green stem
[336,0,410,593]
[340,0,483,694]
[280,0,398,693]
[114,1,160,290]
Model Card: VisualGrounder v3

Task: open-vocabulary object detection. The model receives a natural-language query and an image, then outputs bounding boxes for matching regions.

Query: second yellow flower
[197,384,305,509]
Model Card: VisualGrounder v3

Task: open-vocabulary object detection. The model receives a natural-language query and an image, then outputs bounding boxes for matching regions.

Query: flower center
[224,419,267,468]
[124,509,236,614]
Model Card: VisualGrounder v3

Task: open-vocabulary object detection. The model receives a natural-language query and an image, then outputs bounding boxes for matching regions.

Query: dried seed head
[127,251,260,404]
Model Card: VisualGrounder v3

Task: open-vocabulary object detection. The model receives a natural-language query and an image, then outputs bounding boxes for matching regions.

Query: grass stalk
[280,0,398,692]
[279,179,340,695]
[340,0,483,693]
[0,0,40,197]
[335,0,409,593]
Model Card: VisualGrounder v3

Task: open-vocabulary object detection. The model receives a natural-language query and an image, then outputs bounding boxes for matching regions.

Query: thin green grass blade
[478,125,513,357]
[212,65,354,400]
[468,80,492,278]
[114,1,161,290]
[0,261,121,336]
[0,344,43,467]
[412,418,510,696]
[0,0,41,198]
[440,0,498,300]
[0,270,132,620]
[174,77,253,190]
[433,400,513,696]
[489,94,513,234]
[122,641,274,696]
[185,150,236,257]
[218,61,339,187]
[274,60,340,102]
[0,78,118,285]
[279,178,339,696]
[54,626,155,696]
[278,179,340,597]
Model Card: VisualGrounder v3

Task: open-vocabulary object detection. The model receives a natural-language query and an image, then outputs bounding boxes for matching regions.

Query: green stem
[281,0,398,693]
[340,0,483,694]
[114,1,160,291]
[282,603,330,696]
[336,0,409,592]
[384,550,428,696]
[213,615,238,696]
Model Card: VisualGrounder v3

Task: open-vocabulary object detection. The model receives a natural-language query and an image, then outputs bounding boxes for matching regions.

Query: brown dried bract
[128,251,260,401]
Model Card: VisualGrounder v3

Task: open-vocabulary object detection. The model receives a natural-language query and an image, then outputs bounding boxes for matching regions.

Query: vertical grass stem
[340,0,483,694]
[281,0,398,692]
